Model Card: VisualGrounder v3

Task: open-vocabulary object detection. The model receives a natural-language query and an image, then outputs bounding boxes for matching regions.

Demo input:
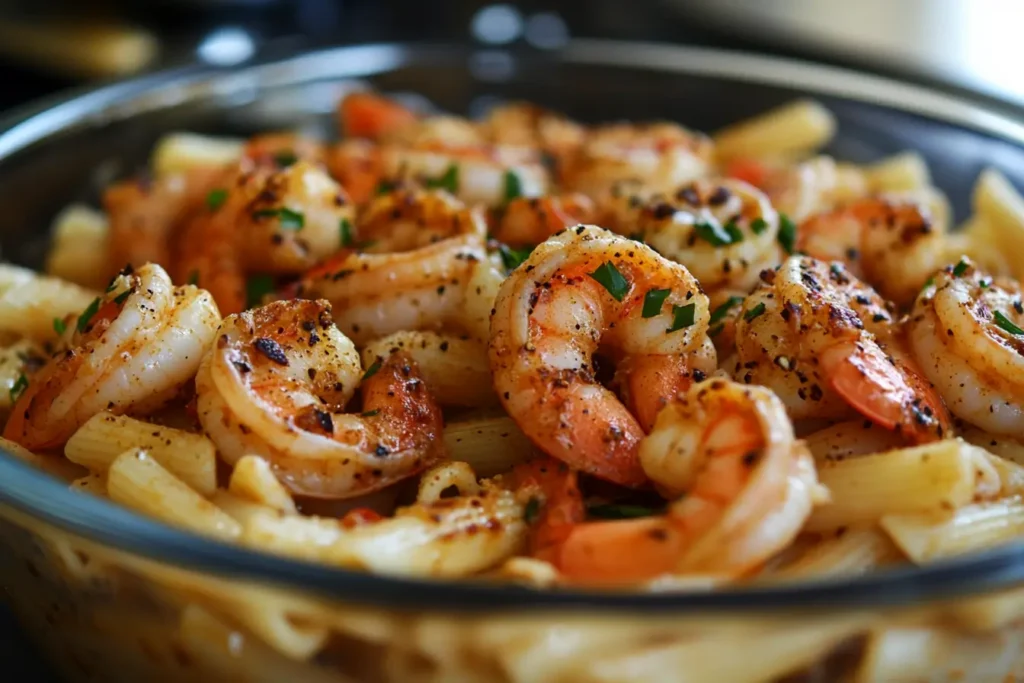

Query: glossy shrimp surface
[734,256,950,442]
[356,187,487,252]
[4,264,220,449]
[908,258,1024,435]
[490,225,716,487]
[196,299,444,498]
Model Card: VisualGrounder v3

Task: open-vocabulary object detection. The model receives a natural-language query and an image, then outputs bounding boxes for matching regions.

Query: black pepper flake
[253,337,289,365]
[374,444,390,457]
[232,360,252,374]
[314,409,334,433]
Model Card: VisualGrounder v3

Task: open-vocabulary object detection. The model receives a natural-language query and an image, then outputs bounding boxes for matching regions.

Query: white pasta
[44,203,111,289]
[228,455,297,514]
[70,472,107,497]
[713,99,836,161]
[151,132,244,177]
[442,415,535,477]
[864,151,931,192]
[0,264,98,341]
[0,434,85,481]
[881,496,1024,563]
[773,527,903,580]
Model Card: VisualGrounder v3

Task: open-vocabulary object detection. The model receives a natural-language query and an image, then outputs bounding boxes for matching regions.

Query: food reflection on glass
[5,90,1024,599]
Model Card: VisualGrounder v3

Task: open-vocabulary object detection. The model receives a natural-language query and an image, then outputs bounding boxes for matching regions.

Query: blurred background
[1,0,1021,678]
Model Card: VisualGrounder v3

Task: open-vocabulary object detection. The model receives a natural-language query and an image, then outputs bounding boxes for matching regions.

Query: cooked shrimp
[501,457,585,564]
[907,258,1024,435]
[798,196,946,305]
[4,264,220,450]
[606,179,782,293]
[328,139,383,206]
[524,380,823,585]
[725,155,868,222]
[295,233,494,345]
[242,133,326,167]
[481,102,585,175]
[357,187,487,252]
[491,193,595,248]
[196,299,445,498]
[564,122,713,199]
[339,91,419,141]
[735,256,950,442]
[489,225,717,487]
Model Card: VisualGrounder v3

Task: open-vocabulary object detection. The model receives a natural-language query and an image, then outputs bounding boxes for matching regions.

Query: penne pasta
[773,527,903,580]
[806,440,979,532]
[151,132,244,177]
[107,448,241,540]
[713,99,836,162]
[0,435,86,481]
[0,264,98,341]
[881,496,1024,563]
[228,455,297,514]
[972,167,1024,280]
[803,420,905,463]
[70,472,108,497]
[442,415,535,477]
[65,412,217,496]
[864,151,931,193]
[44,203,112,289]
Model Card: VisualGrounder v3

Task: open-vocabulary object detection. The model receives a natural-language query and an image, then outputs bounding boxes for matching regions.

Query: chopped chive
[499,244,534,272]
[362,359,382,381]
[503,170,522,203]
[743,301,767,322]
[254,207,305,230]
[274,150,298,167]
[524,496,541,524]
[980,278,992,289]
[360,409,380,418]
[708,323,725,338]
[9,373,27,403]
[921,276,935,292]
[52,317,66,336]
[587,503,662,519]
[994,311,1024,336]
[113,289,133,306]
[425,164,459,193]
[642,288,671,318]
[375,180,396,195]
[187,270,199,286]
[778,213,797,253]
[724,221,745,243]
[339,217,355,248]
[245,274,275,309]
[76,297,101,333]
[750,217,769,235]
[709,296,744,325]
[588,261,629,302]
[668,303,696,332]
[205,188,228,211]
[693,220,735,247]
[952,259,969,277]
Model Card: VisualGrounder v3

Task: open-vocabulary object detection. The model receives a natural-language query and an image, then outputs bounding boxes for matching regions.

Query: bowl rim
[2,39,1024,613]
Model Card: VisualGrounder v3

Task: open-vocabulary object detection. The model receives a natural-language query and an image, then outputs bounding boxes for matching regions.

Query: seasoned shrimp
[481,102,585,175]
[725,155,867,222]
[521,380,824,585]
[357,187,487,252]
[735,256,950,442]
[607,179,782,293]
[338,91,419,141]
[4,264,220,450]
[490,225,717,487]
[328,139,383,206]
[196,299,445,498]
[564,122,713,199]
[242,133,326,167]
[490,193,595,248]
[798,196,946,306]
[907,258,1024,435]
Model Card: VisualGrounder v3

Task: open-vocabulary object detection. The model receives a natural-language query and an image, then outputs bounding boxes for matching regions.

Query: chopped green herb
[362,359,382,381]
[187,270,199,286]
[588,261,629,302]
[778,213,797,253]
[426,164,459,194]
[668,303,696,332]
[708,323,725,338]
[245,275,275,309]
[52,317,66,336]
[375,180,396,195]
[274,150,298,167]
[113,289,133,306]
[724,221,745,243]
[205,188,228,211]
[339,218,355,247]
[693,220,735,247]
[254,207,305,230]
[921,276,935,292]
[9,373,27,403]
[743,301,767,322]
[105,278,118,293]
[76,297,101,333]
[994,311,1024,336]
[750,217,769,235]
[499,244,534,271]
[642,288,671,318]
[952,259,969,277]
[360,409,380,418]
[587,503,661,520]
[980,278,992,289]
[709,296,744,325]
[524,496,541,524]
[628,231,646,244]
[503,170,522,203]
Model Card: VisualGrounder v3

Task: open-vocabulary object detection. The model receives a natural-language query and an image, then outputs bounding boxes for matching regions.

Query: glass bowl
[3,41,1024,683]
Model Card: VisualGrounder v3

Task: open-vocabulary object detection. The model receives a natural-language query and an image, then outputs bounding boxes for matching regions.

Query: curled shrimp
[481,102,585,176]
[907,258,1024,435]
[356,187,487,252]
[524,380,824,585]
[4,264,220,449]
[725,155,868,222]
[242,133,326,168]
[606,179,782,293]
[564,122,713,199]
[734,256,950,443]
[798,196,946,306]
[338,91,419,141]
[196,299,444,498]
[490,193,595,248]
[489,225,716,487]
[328,139,383,206]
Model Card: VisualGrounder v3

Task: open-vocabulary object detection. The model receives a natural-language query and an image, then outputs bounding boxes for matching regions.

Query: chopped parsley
[709,296,743,325]
[375,179,396,195]
[113,289,133,306]
[994,311,1024,336]
[362,359,382,381]
[76,297,101,333]
[588,261,629,302]
[205,188,228,211]
[693,220,736,247]
[523,496,541,524]
[642,288,671,318]
[668,303,696,332]
[952,259,969,277]
[425,164,459,194]
[499,244,534,272]
[724,221,744,243]
[503,170,522,203]
[245,275,275,309]
[587,503,661,519]
[708,323,725,338]
[254,207,305,230]
[274,150,298,167]
[743,301,767,322]
[921,276,935,292]
[339,218,355,248]
[360,409,380,418]
[9,373,27,403]
[52,317,66,336]
[778,213,797,254]
[187,270,199,286]
[750,217,769,235]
